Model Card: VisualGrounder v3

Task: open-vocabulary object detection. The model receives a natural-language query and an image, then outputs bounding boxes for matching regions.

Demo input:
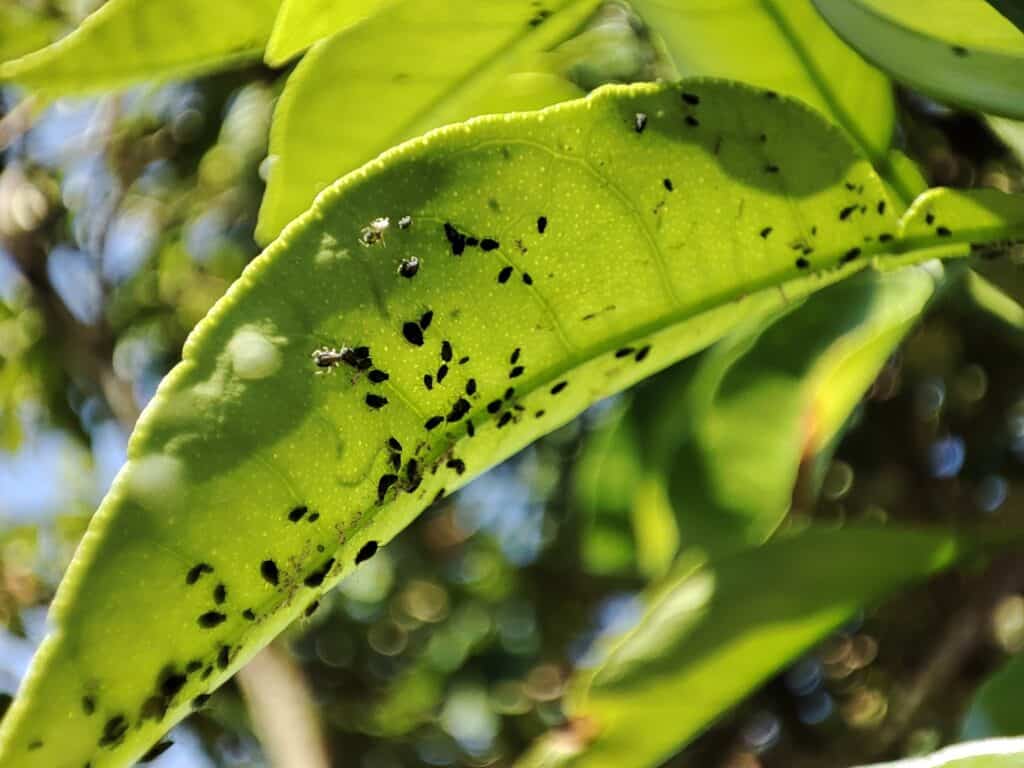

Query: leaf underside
[0,79,1002,767]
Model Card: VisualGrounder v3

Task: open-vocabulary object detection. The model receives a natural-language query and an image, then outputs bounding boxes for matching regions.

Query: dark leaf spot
[796,257,810,269]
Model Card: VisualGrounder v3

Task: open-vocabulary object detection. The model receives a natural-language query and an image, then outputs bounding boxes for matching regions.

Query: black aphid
[537,216,548,234]
[192,694,211,709]
[663,178,674,191]
[403,322,424,346]
[420,310,433,329]
[99,715,129,748]
[634,112,648,133]
[535,410,546,419]
[444,222,468,255]
[877,201,886,214]
[509,366,524,378]
[160,669,188,699]
[796,257,810,269]
[925,212,935,225]
[635,346,651,362]
[217,645,231,670]
[497,412,513,428]
[260,560,280,586]
[551,381,568,395]
[504,387,515,400]
[487,399,502,414]
[388,437,403,452]
[82,695,96,715]
[615,347,635,358]
[441,340,453,362]
[186,563,214,585]
[522,272,533,285]
[685,115,699,127]
[466,378,477,396]
[424,374,434,390]
[937,226,952,237]
[510,348,521,364]
[681,92,700,105]
[356,541,379,564]
[447,398,471,422]
[308,512,320,522]
[760,227,773,239]
[289,505,307,522]
[481,238,500,251]
[446,459,466,475]
[213,583,227,605]
[764,163,779,173]
[398,257,420,278]
[140,741,174,763]
[198,611,226,628]
[366,393,389,409]
[467,421,476,437]
[368,370,390,384]
[242,609,256,621]
[497,266,513,284]
[378,474,398,502]
[840,247,862,264]
[304,558,335,587]
[425,415,444,430]
[437,364,449,383]
[304,601,320,618]
[839,204,858,221]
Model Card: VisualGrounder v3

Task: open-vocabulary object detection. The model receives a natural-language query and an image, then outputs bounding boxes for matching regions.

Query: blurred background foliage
[1,1,1024,767]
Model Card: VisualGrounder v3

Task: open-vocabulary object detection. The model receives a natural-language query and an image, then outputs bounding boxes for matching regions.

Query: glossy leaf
[962,654,1024,740]
[0,0,281,97]
[630,0,894,163]
[256,0,599,243]
[856,738,1024,767]
[812,0,1024,119]
[518,525,969,768]
[986,0,1024,32]
[266,0,395,65]
[0,81,1014,768]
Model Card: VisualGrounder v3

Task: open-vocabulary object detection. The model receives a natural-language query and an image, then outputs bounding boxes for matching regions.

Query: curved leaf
[518,525,969,768]
[963,654,1024,740]
[0,5,60,63]
[256,0,600,243]
[985,1,1024,33]
[630,0,894,163]
[856,738,1024,767]
[0,80,1007,767]
[0,0,281,97]
[812,0,1024,119]
[265,0,395,66]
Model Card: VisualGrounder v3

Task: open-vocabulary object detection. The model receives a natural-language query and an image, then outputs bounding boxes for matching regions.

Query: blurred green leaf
[0,0,282,97]
[0,81,1018,767]
[812,0,1024,119]
[0,5,60,63]
[631,0,894,164]
[519,525,969,768]
[963,654,1024,739]
[856,738,1024,767]
[255,0,597,243]
[265,0,395,66]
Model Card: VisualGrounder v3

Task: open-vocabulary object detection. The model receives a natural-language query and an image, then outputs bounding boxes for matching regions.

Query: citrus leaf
[517,525,969,768]
[985,0,1024,33]
[962,653,1024,740]
[255,0,601,243]
[0,80,1007,768]
[0,5,61,64]
[812,0,1024,119]
[265,0,396,66]
[0,0,282,97]
[855,738,1024,767]
[630,0,894,163]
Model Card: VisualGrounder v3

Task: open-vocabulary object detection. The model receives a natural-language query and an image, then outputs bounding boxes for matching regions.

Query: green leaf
[985,0,1024,34]
[963,654,1024,739]
[812,0,1024,119]
[630,0,894,163]
[0,5,61,63]
[0,0,282,97]
[265,0,395,66]
[855,738,1024,767]
[255,0,600,243]
[663,265,937,556]
[518,525,969,768]
[0,80,1010,768]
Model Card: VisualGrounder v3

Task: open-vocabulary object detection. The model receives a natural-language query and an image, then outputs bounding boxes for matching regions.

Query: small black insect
[446,458,466,475]
[260,560,280,586]
[497,266,513,284]
[537,216,548,234]
[551,381,568,395]
[198,611,226,628]
[304,600,320,618]
[420,310,433,330]
[242,609,256,621]
[356,541,379,564]
[760,227,773,239]
[839,204,858,221]
[140,740,174,763]
[388,437,403,452]
[378,474,398,502]
[681,92,700,105]
[466,378,477,396]
[685,115,699,127]
[437,364,449,383]
[663,178,674,192]
[509,366,524,378]
[213,584,227,605]
[635,345,651,362]
[186,563,214,585]
[936,226,952,237]
[368,369,390,384]
[425,415,444,430]
[304,558,335,587]
[441,340,453,362]
[398,257,420,278]
[480,238,500,251]
[366,393,389,409]
[403,322,424,346]
[289,506,307,522]
[522,272,533,285]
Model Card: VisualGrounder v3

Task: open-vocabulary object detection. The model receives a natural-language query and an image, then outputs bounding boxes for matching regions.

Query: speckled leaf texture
[0,0,281,97]
[256,0,599,243]
[0,80,1021,767]
[813,0,1024,119]
[857,738,1024,767]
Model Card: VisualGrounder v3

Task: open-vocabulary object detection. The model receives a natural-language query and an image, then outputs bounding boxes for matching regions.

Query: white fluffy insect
[359,217,390,247]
